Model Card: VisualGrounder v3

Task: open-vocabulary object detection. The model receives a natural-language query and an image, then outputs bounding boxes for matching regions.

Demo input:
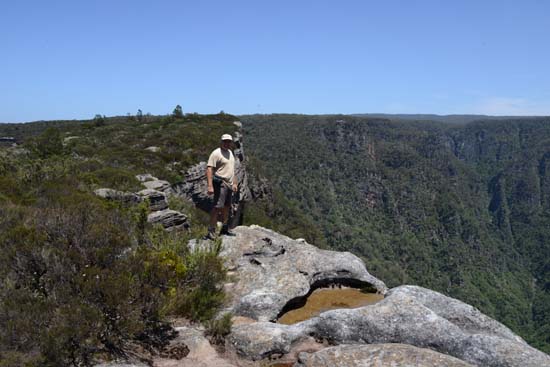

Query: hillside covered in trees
[242,114,550,353]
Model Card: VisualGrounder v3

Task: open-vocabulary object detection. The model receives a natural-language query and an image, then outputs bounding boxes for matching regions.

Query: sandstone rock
[136,173,158,182]
[220,225,387,322]
[94,188,142,204]
[63,136,79,143]
[227,285,550,366]
[143,179,171,192]
[228,322,307,360]
[137,189,168,211]
[148,209,188,230]
[94,362,148,367]
[387,285,525,344]
[295,344,475,367]
[171,162,211,212]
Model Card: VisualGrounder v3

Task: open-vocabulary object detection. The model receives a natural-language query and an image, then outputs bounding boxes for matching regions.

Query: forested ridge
[242,114,550,352]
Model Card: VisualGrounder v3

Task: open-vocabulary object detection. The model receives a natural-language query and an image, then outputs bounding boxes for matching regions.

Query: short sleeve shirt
[207,147,235,184]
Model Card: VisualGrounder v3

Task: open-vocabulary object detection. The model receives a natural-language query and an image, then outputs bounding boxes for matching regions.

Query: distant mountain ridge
[353,113,548,124]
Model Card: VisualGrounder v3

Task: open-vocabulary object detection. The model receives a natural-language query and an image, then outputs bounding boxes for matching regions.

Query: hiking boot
[204,231,217,241]
[220,224,236,236]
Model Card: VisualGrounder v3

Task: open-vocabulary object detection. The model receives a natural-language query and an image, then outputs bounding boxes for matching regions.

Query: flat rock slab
[295,344,475,367]
[220,225,387,322]
[143,180,171,192]
[94,188,142,204]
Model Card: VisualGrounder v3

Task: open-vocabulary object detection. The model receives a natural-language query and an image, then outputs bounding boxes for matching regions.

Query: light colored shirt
[207,147,235,184]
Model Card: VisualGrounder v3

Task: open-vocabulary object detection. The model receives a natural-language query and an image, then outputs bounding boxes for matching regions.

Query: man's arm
[232,175,238,192]
[207,166,214,195]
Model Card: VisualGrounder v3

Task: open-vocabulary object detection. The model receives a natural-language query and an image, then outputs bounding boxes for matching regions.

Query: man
[206,134,238,239]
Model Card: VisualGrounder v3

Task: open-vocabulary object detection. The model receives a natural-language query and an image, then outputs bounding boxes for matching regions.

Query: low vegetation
[0,113,235,365]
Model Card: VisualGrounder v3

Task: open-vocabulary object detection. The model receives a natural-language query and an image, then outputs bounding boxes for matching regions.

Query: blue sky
[1,0,549,122]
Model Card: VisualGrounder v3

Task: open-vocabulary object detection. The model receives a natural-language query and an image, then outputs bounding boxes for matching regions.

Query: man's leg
[209,208,219,232]
[220,188,235,236]
[206,181,223,239]
[222,205,230,224]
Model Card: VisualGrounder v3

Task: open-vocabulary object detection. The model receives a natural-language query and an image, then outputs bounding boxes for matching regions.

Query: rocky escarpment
[219,226,550,367]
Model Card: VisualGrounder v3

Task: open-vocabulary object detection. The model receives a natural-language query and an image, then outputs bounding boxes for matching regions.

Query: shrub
[205,313,233,345]
[0,198,170,366]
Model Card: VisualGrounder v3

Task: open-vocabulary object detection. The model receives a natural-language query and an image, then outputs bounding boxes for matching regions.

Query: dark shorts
[213,179,232,209]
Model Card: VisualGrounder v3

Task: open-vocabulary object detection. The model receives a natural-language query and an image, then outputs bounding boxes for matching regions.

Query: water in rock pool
[278,287,383,325]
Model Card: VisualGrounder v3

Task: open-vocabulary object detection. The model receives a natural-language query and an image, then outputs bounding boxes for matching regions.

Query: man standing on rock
[206,134,238,239]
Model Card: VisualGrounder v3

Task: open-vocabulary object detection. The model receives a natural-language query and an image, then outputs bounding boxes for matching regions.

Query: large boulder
[295,344,475,367]
[227,284,550,367]
[219,225,387,322]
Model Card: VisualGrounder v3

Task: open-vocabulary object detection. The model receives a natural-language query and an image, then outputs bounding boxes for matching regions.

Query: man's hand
[207,185,214,196]
[232,183,238,192]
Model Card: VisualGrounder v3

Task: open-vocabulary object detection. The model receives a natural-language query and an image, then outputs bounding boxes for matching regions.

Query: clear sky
[1,0,549,122]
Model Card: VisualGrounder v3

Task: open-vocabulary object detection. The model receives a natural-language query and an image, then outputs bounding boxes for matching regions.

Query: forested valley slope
[242,114,550,352]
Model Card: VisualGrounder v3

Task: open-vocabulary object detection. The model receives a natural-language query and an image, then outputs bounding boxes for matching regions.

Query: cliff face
[242,114,550,352]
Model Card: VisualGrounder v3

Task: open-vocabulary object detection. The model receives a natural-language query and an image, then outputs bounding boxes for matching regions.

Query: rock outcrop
[219,226,550,367]
[137,189,168,211]
[143,179,171,192]
[295,344,475,367]
[94,175,189,231]
[227,284,549,366]
[93,188,141,204]
[219,225,387,322]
